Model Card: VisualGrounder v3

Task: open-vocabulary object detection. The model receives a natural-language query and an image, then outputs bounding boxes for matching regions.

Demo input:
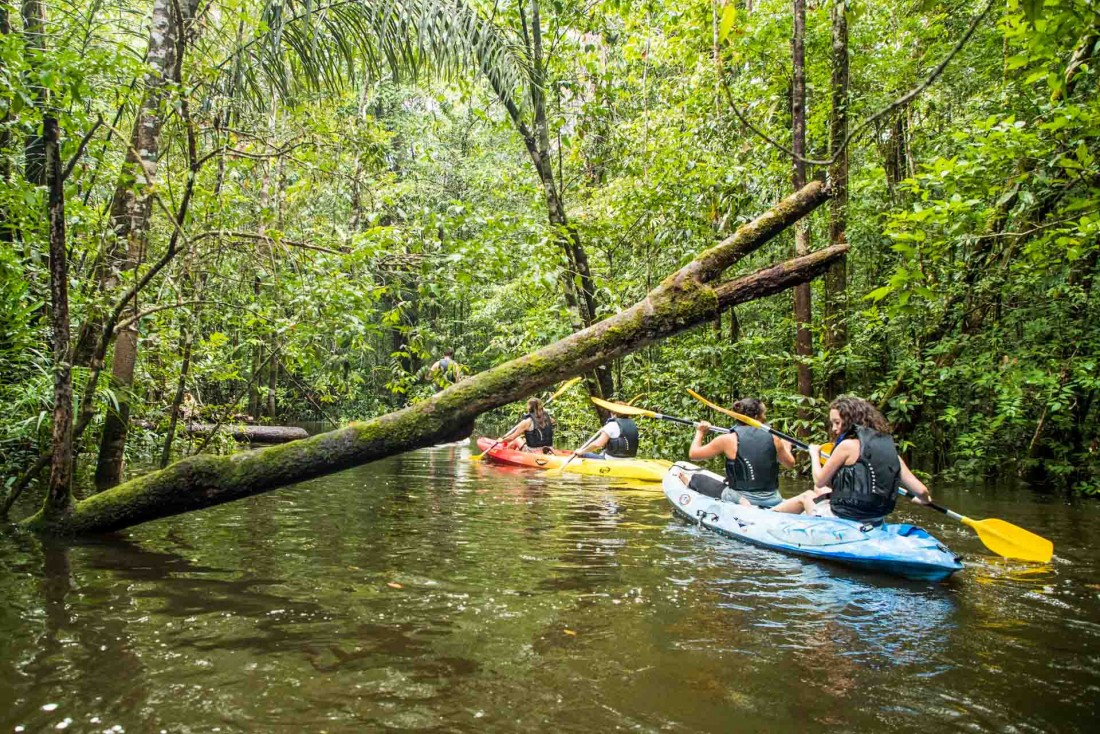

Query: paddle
[688,389,1055,563]
[471,377,582,461]
[589,396,731,435]
[896,488,1054,563]
[549,428,606,475]
[687,389,802,446]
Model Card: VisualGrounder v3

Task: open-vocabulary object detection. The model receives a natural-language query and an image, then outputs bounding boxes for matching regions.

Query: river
[2,443,1097,732]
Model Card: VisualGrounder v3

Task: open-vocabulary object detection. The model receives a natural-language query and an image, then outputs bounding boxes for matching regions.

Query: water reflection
[1,444,1098,733]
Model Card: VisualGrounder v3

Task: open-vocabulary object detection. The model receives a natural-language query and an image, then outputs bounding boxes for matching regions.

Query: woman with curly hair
[772,396,932,523]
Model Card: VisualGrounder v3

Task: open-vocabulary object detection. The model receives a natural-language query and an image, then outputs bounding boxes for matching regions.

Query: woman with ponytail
[496,398,556,452]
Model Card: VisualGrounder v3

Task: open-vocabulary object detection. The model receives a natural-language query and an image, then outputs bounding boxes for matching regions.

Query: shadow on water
[2,444,1099,733]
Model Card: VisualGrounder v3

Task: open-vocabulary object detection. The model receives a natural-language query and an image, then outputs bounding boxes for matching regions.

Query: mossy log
[23,181,837,535]
[186,424,310,444]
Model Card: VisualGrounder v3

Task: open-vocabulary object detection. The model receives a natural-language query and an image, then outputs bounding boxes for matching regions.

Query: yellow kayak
[563,457,673,482]
[475,439,669,481]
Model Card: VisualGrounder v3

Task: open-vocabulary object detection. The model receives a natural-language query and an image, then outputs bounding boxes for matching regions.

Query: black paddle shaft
[655,414,730,434]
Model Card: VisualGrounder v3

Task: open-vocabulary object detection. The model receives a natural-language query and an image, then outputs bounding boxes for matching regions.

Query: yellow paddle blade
[962,516,1054,563]
[686,389,763,429]
[590,396,658,419]
[469,440,501,461]
[547,377,582,404]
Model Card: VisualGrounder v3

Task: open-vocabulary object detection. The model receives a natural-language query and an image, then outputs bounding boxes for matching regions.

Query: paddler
[678,398,796,507]
[772,396,932,521]
[495,398,556,452]
[571,411,640,459]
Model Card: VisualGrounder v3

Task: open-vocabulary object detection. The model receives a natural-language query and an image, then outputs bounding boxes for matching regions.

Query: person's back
[428,349,463,388]
[772,395,932,520]
[726,425,781,501]
[829,425,902,523]
[523,399,555,449]
[683,398,794,508]
[603,417,639,458]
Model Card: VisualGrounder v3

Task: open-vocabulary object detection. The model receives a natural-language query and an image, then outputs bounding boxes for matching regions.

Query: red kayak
[476,437,570,469]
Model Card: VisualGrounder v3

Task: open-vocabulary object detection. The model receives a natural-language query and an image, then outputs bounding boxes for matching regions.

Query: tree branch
[62,115,104,181]
[721,0,996,167]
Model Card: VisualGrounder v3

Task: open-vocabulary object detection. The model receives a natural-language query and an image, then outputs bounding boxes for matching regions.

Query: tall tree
[94,0,196,490]
[0,2,11,244]
[824,0,849,399]
[791,0,813,419]
[21,0,46,185]
[44,104,72,517]
[481,0,615,413]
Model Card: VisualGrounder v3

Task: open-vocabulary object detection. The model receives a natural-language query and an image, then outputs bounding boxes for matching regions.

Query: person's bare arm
[500,418,532,442]
[810,441,856,488]
[774,436,797,468]
[689,423,735,461]
[899,457,932,504]
[576,430,610,455]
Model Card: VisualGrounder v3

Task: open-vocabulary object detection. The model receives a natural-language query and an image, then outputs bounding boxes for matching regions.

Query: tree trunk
[160,328,193,468]
[22,0,47,185]
[0,3,12,244]
[43,114,73,520]
[505,0,615,415]
[824,0,850,400]
[186,424,309,444]
[94,0,188,490]
[791,0,813,417]
[265,356,278,419]
[248,336,264,418]
[22,182,837,535]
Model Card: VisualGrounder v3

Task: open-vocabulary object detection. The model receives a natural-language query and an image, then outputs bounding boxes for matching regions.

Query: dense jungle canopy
[2,0,1099,531]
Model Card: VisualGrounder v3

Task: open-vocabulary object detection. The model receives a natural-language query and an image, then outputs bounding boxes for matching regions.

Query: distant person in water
[496,398,556,452]
[571,411,640,459]
[772,396,932,522]
[427,349,464,389]
[677,398,796,507]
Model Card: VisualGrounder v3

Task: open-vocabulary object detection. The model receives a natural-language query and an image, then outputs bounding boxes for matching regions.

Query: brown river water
[1,442,1098,732]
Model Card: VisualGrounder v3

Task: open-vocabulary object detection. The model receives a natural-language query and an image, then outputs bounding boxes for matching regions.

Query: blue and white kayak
[664,465,963,582]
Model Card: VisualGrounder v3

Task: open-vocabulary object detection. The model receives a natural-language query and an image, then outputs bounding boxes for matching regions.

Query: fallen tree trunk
[186,423,309,444]
[23,181,837,535]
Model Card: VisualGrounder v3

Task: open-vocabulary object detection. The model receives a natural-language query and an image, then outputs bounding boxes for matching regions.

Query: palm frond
[196,0,529,113]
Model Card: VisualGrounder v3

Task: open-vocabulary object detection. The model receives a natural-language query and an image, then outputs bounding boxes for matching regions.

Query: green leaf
[719,4,737,42]
[865,285,892,302]
[1021,0,1043,26]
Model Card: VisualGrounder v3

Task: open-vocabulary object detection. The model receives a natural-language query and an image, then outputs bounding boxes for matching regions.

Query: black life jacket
[725,425,780,496]
[605,417,639,458]
[523,412,554,448]
[829,426,901,522]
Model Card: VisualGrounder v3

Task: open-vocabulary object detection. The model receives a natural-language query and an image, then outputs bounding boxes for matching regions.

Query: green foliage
[1,0,1099,499]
